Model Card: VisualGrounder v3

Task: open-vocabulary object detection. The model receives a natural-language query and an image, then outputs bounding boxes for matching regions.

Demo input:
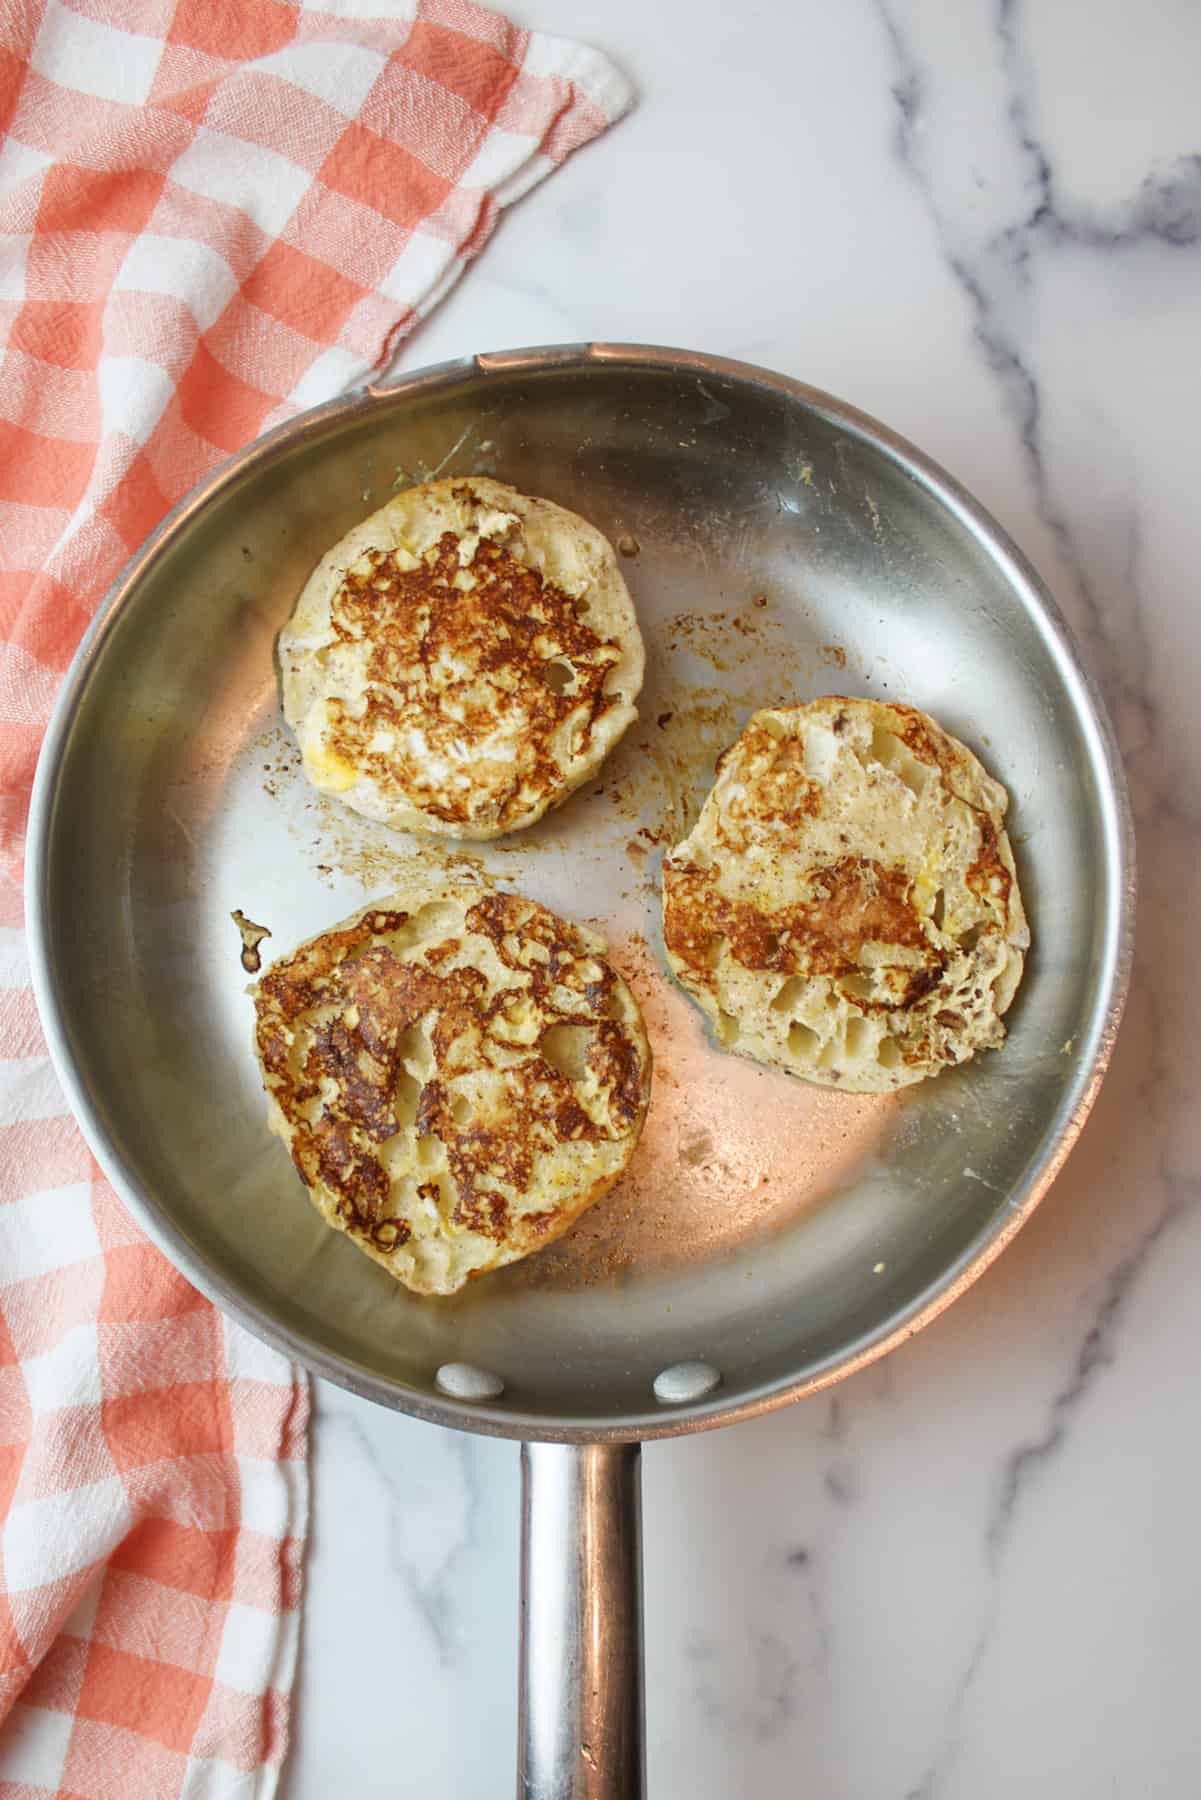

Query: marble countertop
[281,2,1201,1793]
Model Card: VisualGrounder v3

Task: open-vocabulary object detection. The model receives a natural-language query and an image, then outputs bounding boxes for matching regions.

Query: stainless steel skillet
[26,345,1133,1797]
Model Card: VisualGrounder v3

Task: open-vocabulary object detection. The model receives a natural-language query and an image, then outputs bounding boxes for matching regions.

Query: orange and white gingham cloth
[0,2,631,1793]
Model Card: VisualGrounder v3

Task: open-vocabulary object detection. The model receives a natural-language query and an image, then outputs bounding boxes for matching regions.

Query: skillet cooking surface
[28,347,1131,1439]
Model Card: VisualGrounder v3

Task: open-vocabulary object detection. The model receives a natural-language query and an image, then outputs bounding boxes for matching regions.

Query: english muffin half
[251,885,652,1295]
[662,697,1029,1092]
[279,477,644,839]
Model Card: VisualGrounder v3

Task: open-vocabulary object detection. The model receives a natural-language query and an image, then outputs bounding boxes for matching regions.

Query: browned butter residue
[303,794,491,891]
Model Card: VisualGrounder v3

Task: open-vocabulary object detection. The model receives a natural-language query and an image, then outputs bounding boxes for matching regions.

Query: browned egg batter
[251,888,652,1295]
[662,698,1028,1091]
[279,477,644,839]
[323,534,625,831]
[666,848,943,999]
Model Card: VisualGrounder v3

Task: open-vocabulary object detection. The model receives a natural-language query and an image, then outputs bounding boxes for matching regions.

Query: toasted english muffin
[662,697,1029,1092]
[278,477,644,839]
[251,885,652,1295]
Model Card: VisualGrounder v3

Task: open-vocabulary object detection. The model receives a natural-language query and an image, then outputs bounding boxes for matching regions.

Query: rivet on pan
[435,1362,505,1402]
[653,1361,722,1405]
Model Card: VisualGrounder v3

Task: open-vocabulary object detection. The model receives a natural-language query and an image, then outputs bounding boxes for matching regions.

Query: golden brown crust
[662,697,1030,1091]
[251,887,653,1294]
[664,855,943,1007]
[279,477,644,839]
[321,530,624,830]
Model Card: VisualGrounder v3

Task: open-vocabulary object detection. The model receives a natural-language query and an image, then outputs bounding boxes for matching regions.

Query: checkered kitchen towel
[0,2,631,1793]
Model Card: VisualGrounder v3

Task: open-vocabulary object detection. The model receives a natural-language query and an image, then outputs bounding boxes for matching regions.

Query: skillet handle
[518,1442,645,1799]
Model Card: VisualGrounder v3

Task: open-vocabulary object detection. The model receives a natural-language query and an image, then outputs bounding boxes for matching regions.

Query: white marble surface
[281,2,1201,1793]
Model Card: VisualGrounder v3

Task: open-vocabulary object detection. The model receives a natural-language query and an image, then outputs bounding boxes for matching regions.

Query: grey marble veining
[281,2,1201,1794]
